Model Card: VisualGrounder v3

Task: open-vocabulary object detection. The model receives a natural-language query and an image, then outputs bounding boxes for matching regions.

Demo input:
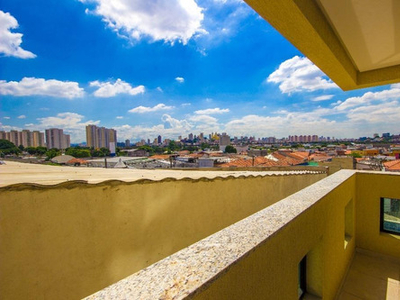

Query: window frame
[380,197,400,235]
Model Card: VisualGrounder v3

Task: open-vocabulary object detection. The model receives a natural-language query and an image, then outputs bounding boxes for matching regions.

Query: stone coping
[0,161,325,188]
[84,169,357,299]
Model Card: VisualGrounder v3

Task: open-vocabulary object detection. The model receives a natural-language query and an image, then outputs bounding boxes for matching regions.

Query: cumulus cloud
[128,103,174,114]
[3,116,10,119]
[0,11,36,59]
[334,86,400,111]
[0,77,84,98]
[175,77,185,83]
[17,115,26,119]
[312,95,334,102]
[195,107,230,114]
[189,114,218,123]
[25,112,100,143]
[90,79,145,97]
[181,103,191,107]
[114,114,193,141]
[81,0,206,44]
[267,56,338,94]
[116,116,124,119]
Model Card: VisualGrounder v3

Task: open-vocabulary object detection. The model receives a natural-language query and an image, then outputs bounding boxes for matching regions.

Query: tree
[45,148,61,160]
[0,139,21,156]
[168,140,180,152]
[65,147,91,158]
[225,145,237,153]
[349,152,362,158]
[91,147,110,157]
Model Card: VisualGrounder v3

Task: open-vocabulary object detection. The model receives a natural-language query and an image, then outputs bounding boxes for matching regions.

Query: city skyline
[1,126,397,146]
[1,0,400,143]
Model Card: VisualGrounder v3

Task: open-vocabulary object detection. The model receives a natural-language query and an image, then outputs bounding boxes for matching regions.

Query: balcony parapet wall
[85,170,359,299]
[0,165,327,300]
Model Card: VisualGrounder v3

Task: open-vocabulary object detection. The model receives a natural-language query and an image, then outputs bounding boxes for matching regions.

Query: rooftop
[0,161,321,187]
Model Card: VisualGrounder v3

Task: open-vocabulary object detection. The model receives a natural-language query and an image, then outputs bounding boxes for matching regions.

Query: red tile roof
[219,152,304,168]
[383,160,400,171]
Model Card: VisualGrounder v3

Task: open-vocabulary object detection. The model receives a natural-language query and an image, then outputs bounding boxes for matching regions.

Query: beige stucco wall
[319,157,354,174]
[193,174,357,300]
[355,172,400,259]
[0,173,325,300]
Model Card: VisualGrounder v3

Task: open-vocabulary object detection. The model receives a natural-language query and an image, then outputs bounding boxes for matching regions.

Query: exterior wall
[318,157,354,174]
[193,174,356,300]
[0,173,325,300]
[355,172,400,259]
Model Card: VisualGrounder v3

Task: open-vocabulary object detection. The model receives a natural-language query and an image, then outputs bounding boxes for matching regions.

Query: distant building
[157,135,162,144]
[125,139,130,148]
[219,133,230,146]
[45,128,70,149]
[85,125,117,152]
[0,129,45,148]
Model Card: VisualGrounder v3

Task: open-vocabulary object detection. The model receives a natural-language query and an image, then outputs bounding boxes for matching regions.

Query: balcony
[84,170,400,299]
[1,165,399,299]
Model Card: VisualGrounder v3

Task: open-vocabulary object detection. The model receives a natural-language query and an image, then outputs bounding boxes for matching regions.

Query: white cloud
[128,103,174,114]
[25,112,100,143]
[312,95,334,102]
[82,0,206,44]
[115,114,193,141]
[175,77,185,83]
[0,123,21,132]
[17,115,26,119]
[181,103,191,107]
[267,56,338,94]
[391,83,400,89]
[3,116,10,119]
[189,114,218,123]
[90,79,145,97]
[156,87,163,92]
[0,11,36,59]
[0,77,84,98]
[334,86,400,111]
[195,107,229,115]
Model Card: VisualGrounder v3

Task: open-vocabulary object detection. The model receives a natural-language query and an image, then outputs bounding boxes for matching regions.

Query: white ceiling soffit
[316,0,400,72]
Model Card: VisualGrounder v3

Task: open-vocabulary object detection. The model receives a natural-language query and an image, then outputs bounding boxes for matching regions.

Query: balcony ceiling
[244,0,400,90]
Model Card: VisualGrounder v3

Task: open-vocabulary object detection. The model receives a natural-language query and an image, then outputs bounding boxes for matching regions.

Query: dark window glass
[298,256,306,299]
[381,198,400,235]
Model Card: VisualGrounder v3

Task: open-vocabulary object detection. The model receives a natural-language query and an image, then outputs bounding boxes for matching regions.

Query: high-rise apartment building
[219,133,230,146]
[45,128,70,149]
[32,131,45,147]
[85,125,117,152]
[0,130,45,147]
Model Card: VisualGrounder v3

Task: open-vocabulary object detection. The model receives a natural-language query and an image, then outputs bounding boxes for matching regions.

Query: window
[381,197,400,235]
[344,199,354,248]
[298,256,307,299]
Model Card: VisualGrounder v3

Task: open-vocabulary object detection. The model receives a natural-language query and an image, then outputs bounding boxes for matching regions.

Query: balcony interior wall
[193,173,357,300]
[0,173,325,300]
[355,172,400,258]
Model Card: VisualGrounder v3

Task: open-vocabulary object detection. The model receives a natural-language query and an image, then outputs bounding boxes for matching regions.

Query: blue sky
[1,0,399,143]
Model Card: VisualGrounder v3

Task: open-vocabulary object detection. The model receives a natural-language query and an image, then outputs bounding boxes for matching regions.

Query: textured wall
[193,173,357,300]
[0,173,325,300]
[356,172,400,258]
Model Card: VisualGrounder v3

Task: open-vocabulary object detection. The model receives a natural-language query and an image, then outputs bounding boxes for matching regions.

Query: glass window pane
[382,198,400,235]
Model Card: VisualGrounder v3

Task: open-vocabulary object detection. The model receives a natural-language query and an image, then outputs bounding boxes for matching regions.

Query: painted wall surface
[193,175,357,300]
[355,173,400,258]
[0,173,325,300]
[319,157,354,174]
